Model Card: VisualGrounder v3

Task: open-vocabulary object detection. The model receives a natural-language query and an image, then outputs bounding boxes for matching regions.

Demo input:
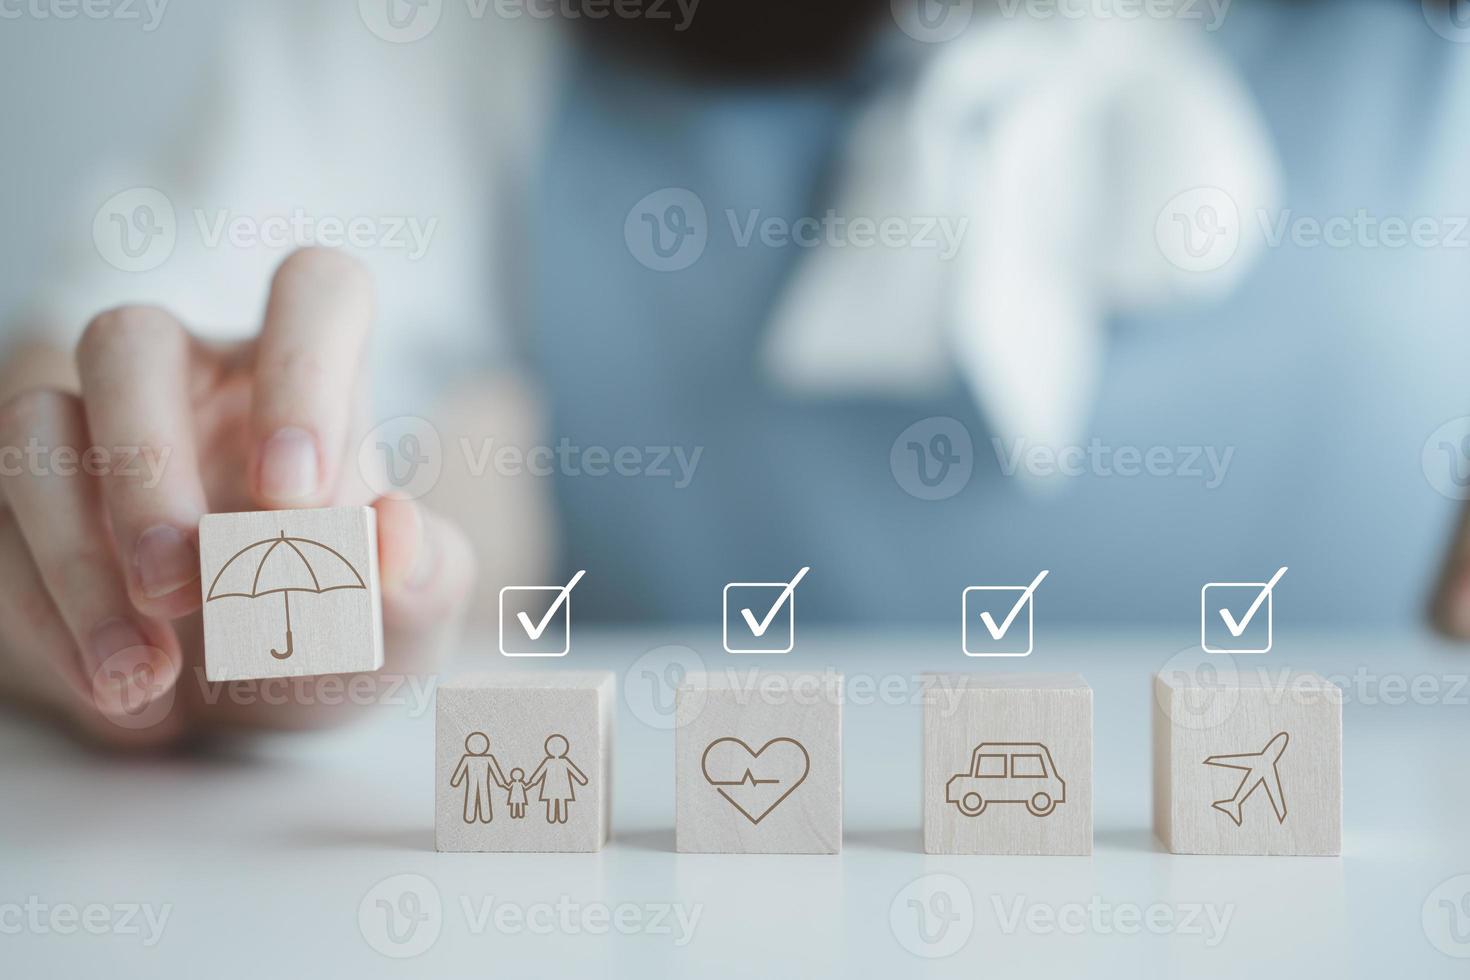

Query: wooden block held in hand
[199,506,383,682]
[436,672,614,852]
[922,673,1093,855]
[675,671,842,854]
[1153,670,1341,856]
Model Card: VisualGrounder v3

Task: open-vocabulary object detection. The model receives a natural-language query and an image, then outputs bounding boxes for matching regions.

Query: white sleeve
[19,0,553,417]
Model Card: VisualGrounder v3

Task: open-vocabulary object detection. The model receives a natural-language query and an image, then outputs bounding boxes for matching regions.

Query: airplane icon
[1203,731,1290,827]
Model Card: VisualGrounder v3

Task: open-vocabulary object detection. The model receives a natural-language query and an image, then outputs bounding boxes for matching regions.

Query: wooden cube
[675,671,842,854]
[435,671,614,852]
[199,506,383,682]
[1153,670,1341,856]
[922,673,1092,855]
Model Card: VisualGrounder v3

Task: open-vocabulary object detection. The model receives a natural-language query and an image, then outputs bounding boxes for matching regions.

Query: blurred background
[4,13,1470,977]
[3,0,1470,632]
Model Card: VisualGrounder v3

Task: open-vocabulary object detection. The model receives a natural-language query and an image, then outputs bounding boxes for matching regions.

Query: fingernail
[134,524,199,599]
[258,427,319,502]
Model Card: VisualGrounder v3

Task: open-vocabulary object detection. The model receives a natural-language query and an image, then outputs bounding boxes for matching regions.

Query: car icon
[945,742,1066,818]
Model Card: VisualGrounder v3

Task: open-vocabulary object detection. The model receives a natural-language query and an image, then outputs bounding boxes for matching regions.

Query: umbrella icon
[205,531,367,660]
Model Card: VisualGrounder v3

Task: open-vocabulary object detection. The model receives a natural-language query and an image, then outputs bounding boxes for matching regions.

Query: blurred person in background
[2,0,1469,745]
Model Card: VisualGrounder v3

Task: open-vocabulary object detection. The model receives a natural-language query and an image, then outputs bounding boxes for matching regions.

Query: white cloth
[763,10,1278,452]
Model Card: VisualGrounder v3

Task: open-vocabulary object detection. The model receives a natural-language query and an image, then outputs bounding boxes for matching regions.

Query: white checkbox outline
[499,585,572,658]
[961,586,1035,657]
[1200,582,1273,654]
[723,582,796,654]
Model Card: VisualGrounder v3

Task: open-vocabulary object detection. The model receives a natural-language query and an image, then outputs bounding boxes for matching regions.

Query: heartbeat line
[710,769,781,787]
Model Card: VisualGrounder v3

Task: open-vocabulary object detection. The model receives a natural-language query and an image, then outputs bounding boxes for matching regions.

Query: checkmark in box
[961,571,1049,657]
[1201,568,1285,655]
[723,567,809,654]
[499,570,585,657]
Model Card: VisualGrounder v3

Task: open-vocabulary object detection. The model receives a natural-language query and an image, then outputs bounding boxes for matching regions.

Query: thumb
[373,496,476,668]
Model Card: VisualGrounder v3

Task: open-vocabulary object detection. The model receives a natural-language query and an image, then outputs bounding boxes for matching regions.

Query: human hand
[0,248,475,748]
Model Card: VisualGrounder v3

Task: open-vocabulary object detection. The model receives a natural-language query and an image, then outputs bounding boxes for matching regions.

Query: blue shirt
[532,1,1470,630]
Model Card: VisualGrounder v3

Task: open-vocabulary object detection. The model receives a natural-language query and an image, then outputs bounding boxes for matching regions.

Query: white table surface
[3,628,1468,978]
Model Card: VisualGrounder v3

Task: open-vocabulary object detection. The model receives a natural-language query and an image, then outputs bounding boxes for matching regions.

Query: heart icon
[701,737,811,825]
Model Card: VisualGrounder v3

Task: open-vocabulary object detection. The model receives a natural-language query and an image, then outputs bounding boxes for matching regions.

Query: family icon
[450,732,589,825]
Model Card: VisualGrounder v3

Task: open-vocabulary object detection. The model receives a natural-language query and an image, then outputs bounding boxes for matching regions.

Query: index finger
[76,305,209,618]
[249,247,374,509]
